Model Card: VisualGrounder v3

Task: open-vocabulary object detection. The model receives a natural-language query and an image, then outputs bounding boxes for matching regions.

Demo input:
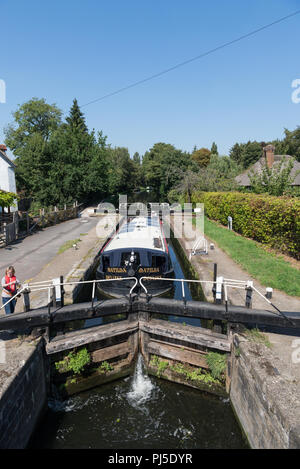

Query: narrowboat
[96,216,174,298]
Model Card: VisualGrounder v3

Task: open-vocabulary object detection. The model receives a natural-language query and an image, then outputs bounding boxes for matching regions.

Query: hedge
[190,191,300,259]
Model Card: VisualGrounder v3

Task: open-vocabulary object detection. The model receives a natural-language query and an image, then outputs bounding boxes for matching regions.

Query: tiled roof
[235,155,300,186]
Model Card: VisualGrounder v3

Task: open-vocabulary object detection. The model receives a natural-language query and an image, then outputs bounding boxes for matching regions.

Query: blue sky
[0,0,300,158]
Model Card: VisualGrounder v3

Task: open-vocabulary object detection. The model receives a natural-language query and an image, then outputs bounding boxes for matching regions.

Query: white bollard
[266,287,273,299]
[215,276,224,303]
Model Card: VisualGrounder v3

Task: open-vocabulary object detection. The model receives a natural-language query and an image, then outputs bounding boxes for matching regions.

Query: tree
[242,141,263,168]
[4,98,62,153]
[182,155,242,193]
[13,133,49,199]
[4,98,110,206]
[229,141,263,168]
[81,131,110,199]
[133,152,141,165]
[173,169,200,203]
[107,147,138,195]
[229,143,243,165]
[282,127,300,162]
[270,138,288,156]
[65,98,88,133]
[45,121,109,205]
[208,154,243,178]
[191,148,211,167]
[210,142,218,155]
[142,143,192,199]
[4,98,62,198]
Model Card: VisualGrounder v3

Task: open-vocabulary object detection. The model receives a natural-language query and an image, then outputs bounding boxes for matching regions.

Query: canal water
[29,223,248,449]
[30,355,248,449]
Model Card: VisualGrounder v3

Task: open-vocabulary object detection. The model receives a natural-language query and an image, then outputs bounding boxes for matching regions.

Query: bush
[55,348,91,375]
[206,352,227,380]
[191,191,300,259]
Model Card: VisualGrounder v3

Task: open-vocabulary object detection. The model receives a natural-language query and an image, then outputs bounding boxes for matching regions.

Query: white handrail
[0,277,139,311]
[139,276,216,302]
[1,274,278,314]
[191,236,208,256]
[139,276,275,309]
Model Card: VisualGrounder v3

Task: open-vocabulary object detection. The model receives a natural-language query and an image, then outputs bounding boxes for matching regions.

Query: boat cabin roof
[103,216,167,253]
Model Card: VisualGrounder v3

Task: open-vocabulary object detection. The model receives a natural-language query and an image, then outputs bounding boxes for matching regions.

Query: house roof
[0,148,16,168]
[235,155,300,187]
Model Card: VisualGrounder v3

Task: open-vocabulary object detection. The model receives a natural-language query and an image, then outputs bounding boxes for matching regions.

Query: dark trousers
[2,297,16,315]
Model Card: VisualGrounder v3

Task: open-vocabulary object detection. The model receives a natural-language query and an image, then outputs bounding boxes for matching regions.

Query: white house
[0,144,18,213]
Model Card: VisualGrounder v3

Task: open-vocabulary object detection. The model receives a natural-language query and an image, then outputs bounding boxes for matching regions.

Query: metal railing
[1,274,293,326]
[0,277,139,312]
[189,236,208,258]
[139,275,293,324]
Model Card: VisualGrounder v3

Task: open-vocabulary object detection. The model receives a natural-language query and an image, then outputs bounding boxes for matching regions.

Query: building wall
[0,156,9,192]
[0,156,18,212]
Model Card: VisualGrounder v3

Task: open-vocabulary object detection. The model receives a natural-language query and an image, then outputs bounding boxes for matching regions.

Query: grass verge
[194,216,300,297]
[58,238,81,254]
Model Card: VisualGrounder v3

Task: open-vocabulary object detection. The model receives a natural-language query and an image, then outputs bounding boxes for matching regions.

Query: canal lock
[48,223,227,399]
[29,223,250,449]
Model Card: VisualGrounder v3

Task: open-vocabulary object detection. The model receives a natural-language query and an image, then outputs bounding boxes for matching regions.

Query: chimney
[263,144,275,169]
[0,144,7,154]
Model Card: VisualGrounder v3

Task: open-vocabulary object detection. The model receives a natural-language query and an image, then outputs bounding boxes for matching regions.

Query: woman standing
[1,266,20,315]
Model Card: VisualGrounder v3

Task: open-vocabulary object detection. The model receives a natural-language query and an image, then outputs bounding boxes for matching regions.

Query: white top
[104,216,166,253]
[1,276,20,298]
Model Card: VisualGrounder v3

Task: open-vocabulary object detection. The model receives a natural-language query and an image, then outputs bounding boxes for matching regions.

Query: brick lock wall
[0,339,48,449]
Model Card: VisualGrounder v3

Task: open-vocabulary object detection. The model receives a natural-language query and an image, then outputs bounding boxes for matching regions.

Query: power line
[81,9,300,108]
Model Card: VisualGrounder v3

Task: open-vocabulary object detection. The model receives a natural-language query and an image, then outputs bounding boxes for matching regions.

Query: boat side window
[152,255,166,269]
[102,256,110,271]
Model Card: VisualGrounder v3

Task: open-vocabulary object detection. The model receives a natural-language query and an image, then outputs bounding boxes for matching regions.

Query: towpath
[0,208,99,283]
[168,213,300,313]
[0,207,113,312]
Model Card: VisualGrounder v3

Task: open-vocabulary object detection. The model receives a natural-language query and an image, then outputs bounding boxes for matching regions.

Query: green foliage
[244,328,271,348]
[229,141,264,168]
[173,169,200,203]
[98,361,114,373]
[191,147,211,167]
[58,238,81,254]
[169,362,220,385]
[5,98,110,206]
[4,97,62,152]
[192,191,300,259]
[205,352,227,380]
[157,360,169,377]
[107,146,140,194]
[67,349,90,374]
[0,190,18,208]
[167,188,184,204]
[149,355,169,377]
[65,98,88,133]
[210,142,218,155]
[150,355,225,386]
[283,186,300,198]
[142,143,193,199]
[55,348,91,375]
[195,155,242,192]
[282,126,300,162]
[248,157,299,196]
[196,216,300,296]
